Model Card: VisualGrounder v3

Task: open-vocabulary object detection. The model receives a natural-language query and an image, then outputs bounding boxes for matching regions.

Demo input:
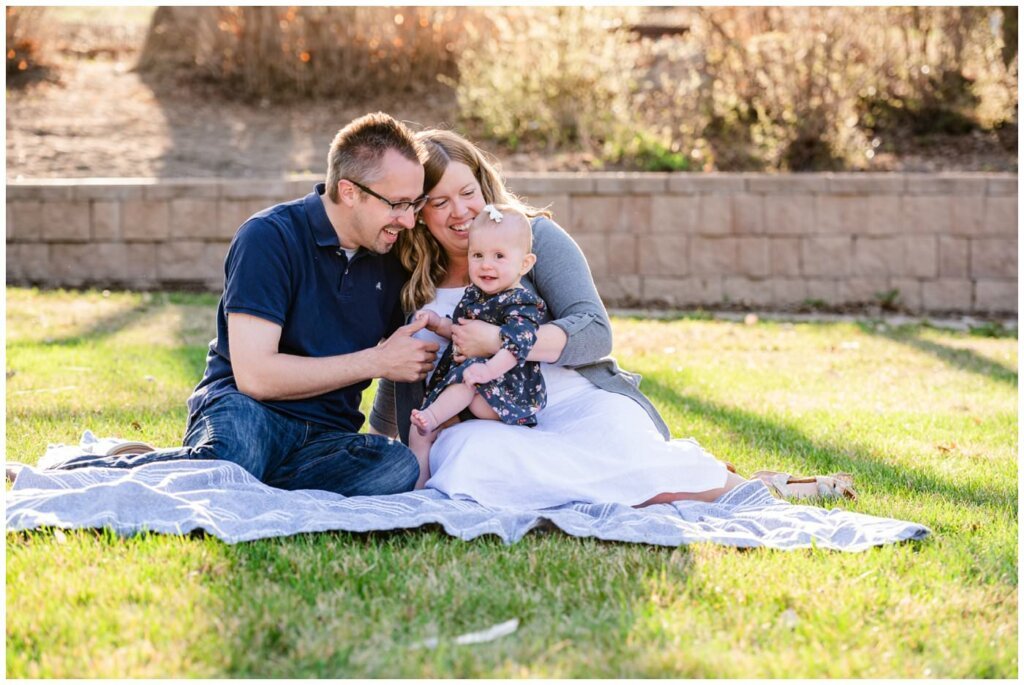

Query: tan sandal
[752,470,858,501]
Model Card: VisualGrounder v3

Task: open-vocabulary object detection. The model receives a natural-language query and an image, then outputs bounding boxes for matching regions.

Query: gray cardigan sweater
[368,216,671,444]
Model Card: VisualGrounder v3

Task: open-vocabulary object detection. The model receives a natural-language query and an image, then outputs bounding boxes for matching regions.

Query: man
[42,112,439,496]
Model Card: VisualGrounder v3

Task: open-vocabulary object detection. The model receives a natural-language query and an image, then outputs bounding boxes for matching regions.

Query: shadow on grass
[8,294,213,457]
[37,295,216,350]
[642,377,1016,512]
[860,324,1018,387]
[38,300,156,345]
[11,293,213,404]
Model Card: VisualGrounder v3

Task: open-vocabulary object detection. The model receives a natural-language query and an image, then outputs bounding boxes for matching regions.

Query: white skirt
[426,363,729,509]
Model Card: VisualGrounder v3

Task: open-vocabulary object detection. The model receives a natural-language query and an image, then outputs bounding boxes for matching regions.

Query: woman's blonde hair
[396,129,550,313]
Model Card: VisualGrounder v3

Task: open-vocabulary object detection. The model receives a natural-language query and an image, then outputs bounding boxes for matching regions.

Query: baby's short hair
[471,203,533,253]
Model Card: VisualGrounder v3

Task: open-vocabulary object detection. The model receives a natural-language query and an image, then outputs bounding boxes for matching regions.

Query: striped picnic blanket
[6,455,930,551]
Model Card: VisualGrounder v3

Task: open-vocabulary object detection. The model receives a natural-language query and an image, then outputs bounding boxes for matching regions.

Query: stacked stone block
[513,171,1016,314]
[8,179,306,290]
[6,173,1018,313]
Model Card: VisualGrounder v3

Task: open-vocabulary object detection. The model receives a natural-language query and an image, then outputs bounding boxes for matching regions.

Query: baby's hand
[462,362,494,386]
[413,309,442,332]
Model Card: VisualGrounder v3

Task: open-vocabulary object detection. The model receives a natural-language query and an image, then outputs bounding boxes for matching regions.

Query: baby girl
[409,204,547,488]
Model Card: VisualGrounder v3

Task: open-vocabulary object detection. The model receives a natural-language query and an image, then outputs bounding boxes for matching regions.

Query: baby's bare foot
[410,408,438,436]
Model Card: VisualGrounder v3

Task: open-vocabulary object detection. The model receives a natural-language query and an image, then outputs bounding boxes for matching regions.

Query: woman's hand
[450,318,501,362]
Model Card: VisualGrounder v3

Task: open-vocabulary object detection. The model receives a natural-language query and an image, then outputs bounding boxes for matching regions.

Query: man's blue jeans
[50,392,419,496]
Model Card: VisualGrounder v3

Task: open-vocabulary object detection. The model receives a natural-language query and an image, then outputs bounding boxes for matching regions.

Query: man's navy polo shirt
[187,183,408,432]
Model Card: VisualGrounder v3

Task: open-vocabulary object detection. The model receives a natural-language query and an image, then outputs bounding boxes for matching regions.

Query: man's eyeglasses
[344,179,428,217]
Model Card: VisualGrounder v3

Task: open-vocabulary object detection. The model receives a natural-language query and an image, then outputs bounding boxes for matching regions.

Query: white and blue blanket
[6,446,930,551]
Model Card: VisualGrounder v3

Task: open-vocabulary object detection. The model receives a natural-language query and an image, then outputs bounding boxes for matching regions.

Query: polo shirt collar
[307,183,341,248]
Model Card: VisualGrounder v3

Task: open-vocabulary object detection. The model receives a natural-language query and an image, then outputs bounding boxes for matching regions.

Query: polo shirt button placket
[335,248,350,292]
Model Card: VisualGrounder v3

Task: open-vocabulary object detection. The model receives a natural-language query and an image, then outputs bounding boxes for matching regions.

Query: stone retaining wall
[6,173,1018,313]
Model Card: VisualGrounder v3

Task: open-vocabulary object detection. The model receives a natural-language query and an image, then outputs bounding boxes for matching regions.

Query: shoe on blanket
[752,470,858,501]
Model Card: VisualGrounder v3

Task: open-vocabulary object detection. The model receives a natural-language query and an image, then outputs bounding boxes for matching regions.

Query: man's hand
[376,317,440,382]
[461,362,496,386]
[228,312,440,401]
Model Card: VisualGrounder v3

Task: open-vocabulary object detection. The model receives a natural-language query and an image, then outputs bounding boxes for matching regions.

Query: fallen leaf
[410,618,520,650]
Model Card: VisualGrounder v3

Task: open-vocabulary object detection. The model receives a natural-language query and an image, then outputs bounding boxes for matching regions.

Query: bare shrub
[137,6,482,101]
[689,7,876,170]
[453,6,1017,171]
[454,7,643,154]
[853,7,1017,135]
[6,6,49,76]
[627,6,1018,170]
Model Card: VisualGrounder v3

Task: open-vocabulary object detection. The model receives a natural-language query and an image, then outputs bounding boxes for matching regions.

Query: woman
[370,129,854,509]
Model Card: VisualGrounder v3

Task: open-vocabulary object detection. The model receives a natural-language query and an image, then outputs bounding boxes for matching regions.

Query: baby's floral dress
[424,284,547,426]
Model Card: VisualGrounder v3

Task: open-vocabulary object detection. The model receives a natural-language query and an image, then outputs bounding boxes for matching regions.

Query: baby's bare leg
[413,383,478,435]
[408,415,464,490]
[408,428,437,489]
[467,394,499,420]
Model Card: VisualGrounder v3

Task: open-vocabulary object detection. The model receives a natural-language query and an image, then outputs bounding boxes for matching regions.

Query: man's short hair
[325,112,424,203]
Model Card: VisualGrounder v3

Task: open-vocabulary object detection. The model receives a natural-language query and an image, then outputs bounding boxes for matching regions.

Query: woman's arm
[529,217,613,364]
[450,217,611,366]
[527,323,568,362]
[452,319,566,363]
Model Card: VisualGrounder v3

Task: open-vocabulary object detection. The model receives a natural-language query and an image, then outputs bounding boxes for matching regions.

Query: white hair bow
[483,204,504,223]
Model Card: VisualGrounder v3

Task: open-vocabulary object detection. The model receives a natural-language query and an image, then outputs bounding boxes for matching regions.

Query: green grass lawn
[5,287,1018,678]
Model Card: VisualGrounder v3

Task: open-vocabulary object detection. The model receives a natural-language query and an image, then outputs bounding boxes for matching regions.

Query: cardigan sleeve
[529,217,613,366]
[368,378,399,438]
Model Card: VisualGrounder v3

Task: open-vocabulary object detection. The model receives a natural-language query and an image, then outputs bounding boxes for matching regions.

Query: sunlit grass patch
[5,288,1017,678]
